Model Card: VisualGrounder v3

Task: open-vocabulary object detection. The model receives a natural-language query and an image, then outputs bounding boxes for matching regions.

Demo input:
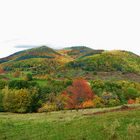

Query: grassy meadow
[0,105,140,140]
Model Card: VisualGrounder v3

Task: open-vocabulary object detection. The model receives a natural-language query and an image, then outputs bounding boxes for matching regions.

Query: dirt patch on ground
[83,105,140,116]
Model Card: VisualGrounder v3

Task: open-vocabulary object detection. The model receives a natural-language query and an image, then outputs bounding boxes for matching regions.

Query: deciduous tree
[63,78,94,109]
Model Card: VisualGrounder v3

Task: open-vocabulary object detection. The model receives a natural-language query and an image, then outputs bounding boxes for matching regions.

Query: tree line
[0,78,140,113]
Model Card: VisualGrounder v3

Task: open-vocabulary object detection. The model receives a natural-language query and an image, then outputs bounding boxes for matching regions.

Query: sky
[0,0,140,58]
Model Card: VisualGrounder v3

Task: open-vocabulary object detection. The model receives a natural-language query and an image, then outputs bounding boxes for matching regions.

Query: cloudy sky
[0,0,140,58]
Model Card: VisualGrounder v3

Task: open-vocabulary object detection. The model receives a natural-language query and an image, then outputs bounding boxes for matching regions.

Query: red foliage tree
[63,78,94,109]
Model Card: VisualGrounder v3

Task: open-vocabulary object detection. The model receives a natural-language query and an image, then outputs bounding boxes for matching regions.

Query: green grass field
[0,106,140,140]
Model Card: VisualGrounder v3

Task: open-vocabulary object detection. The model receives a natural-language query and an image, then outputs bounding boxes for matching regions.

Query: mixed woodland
[0,46,140,113]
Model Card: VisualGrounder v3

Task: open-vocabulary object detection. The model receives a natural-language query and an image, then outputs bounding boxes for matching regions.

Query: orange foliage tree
[62,78,94,109]
[82,100,94,108]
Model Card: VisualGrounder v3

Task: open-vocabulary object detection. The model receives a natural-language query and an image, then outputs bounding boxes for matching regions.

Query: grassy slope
[0,106,140,140]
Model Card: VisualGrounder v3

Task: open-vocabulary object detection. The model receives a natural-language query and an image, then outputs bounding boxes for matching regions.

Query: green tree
[2,87,40,113]
[125,88,140,100]
[8,80,38,89]
[0,90,4,111]
[24,73,33,81]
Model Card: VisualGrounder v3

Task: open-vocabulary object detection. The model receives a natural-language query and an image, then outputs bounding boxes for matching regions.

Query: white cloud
[0,0,140,58]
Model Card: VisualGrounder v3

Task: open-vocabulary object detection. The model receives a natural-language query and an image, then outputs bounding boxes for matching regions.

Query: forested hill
[0,46,140,81]
[67,50,140,74]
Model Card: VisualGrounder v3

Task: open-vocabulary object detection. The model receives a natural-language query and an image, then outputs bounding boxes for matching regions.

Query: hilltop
[58,46,104,59]
[0,46,60,64]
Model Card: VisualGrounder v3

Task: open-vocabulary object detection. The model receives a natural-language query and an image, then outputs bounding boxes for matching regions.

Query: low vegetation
[0,106,140,140]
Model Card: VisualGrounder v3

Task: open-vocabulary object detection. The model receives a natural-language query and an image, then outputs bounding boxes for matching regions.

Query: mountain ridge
[0,46,61,64]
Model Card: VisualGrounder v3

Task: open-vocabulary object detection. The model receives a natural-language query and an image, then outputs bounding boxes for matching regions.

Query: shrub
[108,98,120,107]
[55,94,69,110]
[93,96,104,108]
[102,92,113,105]
[101,92,121,107]
[127,99,135,104]
[116,92,126,105]
[82,100,94,108]
[24,73,33,81]
[125,88,140,100]
[38,92,70,112]
[38,103,57,113]
[135,97,140,104]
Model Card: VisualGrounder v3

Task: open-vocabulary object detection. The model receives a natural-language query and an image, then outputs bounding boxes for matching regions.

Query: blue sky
[0,0,140,58]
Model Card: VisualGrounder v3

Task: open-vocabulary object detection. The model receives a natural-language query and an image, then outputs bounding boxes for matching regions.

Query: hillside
[0,46,104,77]
[0,46,61,64]
[0,46,140,81]
[66,50,140,73]
[58,50,140,81]
[0,46,70,76]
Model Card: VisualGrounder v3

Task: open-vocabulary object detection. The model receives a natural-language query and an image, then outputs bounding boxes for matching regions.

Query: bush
[82,100,94,108]
[116,92,126,105]
[108,98,120,107]
[55,94,68,110]
[101,92,121,107]
[24,73,33,81]
[38,103,57,113]
[102,92,113,105]
[93,96,104,108]
[127,99,135,104]
[135,97,140,104]
[125,88,140,100]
